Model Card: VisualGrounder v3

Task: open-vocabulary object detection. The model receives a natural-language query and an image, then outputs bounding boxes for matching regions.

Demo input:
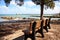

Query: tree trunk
[40,0,44,20]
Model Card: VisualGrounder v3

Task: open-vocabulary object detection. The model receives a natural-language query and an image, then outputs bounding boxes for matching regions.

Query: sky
[0,0,60,14]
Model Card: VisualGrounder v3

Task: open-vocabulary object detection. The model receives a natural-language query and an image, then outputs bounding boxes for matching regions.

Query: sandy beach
[13,20,60,40]
[0,20,60,40]
[13,23,60,40]
[35,24,60,40]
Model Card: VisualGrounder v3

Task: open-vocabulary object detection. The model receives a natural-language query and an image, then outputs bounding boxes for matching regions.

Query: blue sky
[0,0,60,14]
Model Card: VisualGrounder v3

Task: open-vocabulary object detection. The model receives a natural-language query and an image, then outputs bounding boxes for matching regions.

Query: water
[0,14,60,22]
[0,14,31,18]
[0,14,38,21]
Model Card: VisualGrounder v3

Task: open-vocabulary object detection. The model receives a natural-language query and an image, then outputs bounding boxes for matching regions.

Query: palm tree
[32,0,55,19]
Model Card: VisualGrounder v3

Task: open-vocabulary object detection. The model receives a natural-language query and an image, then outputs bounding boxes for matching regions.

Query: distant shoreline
[31,16,60,18]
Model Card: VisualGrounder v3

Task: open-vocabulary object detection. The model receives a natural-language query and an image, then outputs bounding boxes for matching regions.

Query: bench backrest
[48,18,51,25]
[32,21,36,34]
[43,17,51,26]
[43,19,48,26]
[23,19,44,34]
[35,20,42,29]
[29,20,42,30]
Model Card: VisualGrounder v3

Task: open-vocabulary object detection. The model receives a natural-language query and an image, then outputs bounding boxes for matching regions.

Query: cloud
[11,1,40,14]
[0,6,10,14]
[24,1,36,7]
[10,0,16,5]
[0,0,60,14]
[10,2,15,5]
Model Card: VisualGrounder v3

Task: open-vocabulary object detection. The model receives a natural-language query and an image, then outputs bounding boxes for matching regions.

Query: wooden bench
[23,21,36,40]
[23,20,44,40]
[43,18,51,32]
[35,20,44,38]
[43,19,48,32]
[47,18,51,29]
[29,20,42,32]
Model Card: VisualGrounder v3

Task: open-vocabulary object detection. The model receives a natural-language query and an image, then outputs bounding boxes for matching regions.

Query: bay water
[0,14,60,22]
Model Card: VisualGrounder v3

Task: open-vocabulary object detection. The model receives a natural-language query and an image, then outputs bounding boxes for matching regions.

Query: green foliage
[4,0,11,7]
[32,0,55,9]
[0,0,55,8]
[3,0,24,7]
[44,0,55,9]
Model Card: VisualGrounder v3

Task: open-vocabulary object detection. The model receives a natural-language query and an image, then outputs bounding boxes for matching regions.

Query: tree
[32,0,55,19]
[0,0,59,20]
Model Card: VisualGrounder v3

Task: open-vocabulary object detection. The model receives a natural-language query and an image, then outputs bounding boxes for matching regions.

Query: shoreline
[0,18,60,24]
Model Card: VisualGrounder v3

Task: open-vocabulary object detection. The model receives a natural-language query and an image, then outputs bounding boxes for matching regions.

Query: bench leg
[43,26,48,32]
[31,35,35,40]
[48,24,51,29]
[24,33,35,40]
[40,26,44,38]
[24,34,28,40]
[36,26,44,38]
[24,35,35,40]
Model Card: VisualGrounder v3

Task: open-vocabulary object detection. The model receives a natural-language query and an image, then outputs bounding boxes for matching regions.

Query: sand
[13,24,60,40]
[0,20,60,40]
[35,24,60,40]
